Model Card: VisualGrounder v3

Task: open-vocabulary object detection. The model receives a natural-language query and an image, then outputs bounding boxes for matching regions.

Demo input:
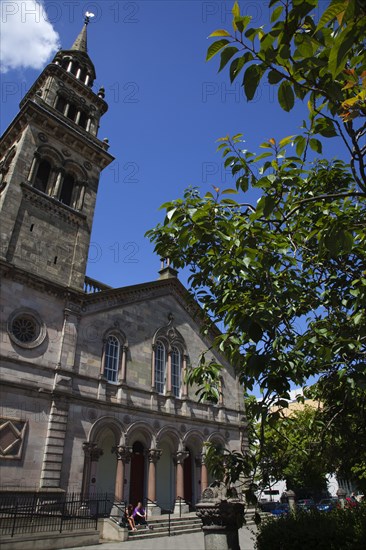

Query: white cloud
[0,0,60,73]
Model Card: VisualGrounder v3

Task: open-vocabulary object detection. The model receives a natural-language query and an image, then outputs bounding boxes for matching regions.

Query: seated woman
[133,501,151,528]
[126,504,137,531]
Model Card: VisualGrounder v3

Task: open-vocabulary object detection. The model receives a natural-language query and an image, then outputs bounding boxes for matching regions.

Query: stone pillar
[181,355,189,397]
[52,169,64,199]
[147,449,162,516]
[200,454,209,493]
[114,446,132,502]
[81,442,98,499]
[286,490,296,512]
[120,345,128,383]
[196,485,245,550]
[336,488,347,509]
[28,153,40,183]
[151,344,156,389]
[89,446,103,495]
[174,451,189,514]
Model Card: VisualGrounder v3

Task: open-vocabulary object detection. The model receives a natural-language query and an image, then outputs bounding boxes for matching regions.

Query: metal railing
[0,492,111,538]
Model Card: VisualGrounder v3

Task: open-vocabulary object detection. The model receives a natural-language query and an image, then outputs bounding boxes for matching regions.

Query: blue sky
[1,0,345,290]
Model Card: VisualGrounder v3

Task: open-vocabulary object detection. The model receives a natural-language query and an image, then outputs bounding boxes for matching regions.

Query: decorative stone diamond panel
[0,418,27,459]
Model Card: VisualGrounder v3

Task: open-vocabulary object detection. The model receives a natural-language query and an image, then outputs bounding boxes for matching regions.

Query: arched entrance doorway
[95,428,117,497]
[183,447,193,504]
[129,441,145,506]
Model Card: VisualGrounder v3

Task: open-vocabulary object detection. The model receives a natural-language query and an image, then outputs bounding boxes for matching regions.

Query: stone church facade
[0,20,247,514]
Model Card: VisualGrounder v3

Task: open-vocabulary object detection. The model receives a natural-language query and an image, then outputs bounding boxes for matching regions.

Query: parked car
[316,498,339,512]
[259,501,279,513]
[270,503,290,516]
[297,499,316,511]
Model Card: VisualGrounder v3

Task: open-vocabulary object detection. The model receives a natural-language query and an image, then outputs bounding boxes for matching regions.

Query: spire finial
[84,11,95,25]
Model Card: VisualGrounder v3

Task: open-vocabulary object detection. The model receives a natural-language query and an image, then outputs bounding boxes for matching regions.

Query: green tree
[147,0,366,488]
[255,405,329,498]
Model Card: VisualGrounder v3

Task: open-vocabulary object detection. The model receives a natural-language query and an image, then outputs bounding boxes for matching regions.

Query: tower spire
[70,12,94,53]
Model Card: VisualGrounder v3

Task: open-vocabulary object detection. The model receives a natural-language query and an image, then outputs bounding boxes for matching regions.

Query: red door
[183,450,193,504]
[129,442,145,506]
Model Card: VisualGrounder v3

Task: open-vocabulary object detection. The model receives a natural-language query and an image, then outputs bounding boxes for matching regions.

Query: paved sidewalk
[64,526,256,550]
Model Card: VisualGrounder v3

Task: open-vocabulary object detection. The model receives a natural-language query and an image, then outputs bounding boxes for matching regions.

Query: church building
[0,18,247,514]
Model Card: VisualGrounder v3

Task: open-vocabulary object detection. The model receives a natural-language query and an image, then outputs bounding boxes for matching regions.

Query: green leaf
[268,69,284,84]
[219,46,239,72]
[222,188,238,195]
[234,15,252,33]
[279,44,291,60]
[271,5,283,23]
[316,1,348,31]
[328,25,355,78]
[278,80,294,112]
[206,39,230,61]
[279,135,295,148]
[209,29,232,37]
[232,1,240,18]
[309,138,323,153]
[263,196,276,217]
[230,53,252,83]
[243,64,263,101]
[314,118,338,138]
[294,135,306,157]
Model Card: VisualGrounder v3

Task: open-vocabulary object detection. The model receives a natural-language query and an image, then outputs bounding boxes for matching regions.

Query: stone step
[128,526,202,541]
[127,515,202,541]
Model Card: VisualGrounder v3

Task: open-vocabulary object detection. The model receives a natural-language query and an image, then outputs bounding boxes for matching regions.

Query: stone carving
[148,449,162,463]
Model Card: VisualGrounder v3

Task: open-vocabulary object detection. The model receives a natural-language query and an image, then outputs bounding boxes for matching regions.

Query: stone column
[114,446,132,502]
[147,449,162,516]
[28,153,40,183]
[52,169,64,199]
[89,446,103,496]
[151,344,156,389]
[174,450,189,514]
[81,442,96,500]
[196,485,245,550]
[336,488,347,509]
[120,345,128,383]
[181,354,189,397]
[200,454,209,493]
[286,490,296,512]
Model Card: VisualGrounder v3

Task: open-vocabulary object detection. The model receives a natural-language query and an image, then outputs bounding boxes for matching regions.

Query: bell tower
[0,15,114,290]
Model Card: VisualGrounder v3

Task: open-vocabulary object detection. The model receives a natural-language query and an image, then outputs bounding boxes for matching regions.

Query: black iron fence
[0,492,113,537]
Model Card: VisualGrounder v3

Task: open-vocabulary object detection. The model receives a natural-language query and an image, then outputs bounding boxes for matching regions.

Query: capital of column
[115,445,132,463]
[195,454,202,467]
[83,442,103,461]
[90,447,103,461]
[148,448,162,464]
[174,450,189,465]
[82,442,95,455]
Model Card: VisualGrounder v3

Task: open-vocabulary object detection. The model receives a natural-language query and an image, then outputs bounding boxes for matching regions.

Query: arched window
[67,103,78,122]
[34,159,52,193]
[79,111,88,129]
[103,335,120,383]
[152,317,187,398]
[171,346,181,397]
[59,173,75,206]
[55,96,67,114]
[154,341,166,394]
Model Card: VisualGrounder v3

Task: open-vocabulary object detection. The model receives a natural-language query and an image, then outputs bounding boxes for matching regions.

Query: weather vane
[84,11,95,25]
